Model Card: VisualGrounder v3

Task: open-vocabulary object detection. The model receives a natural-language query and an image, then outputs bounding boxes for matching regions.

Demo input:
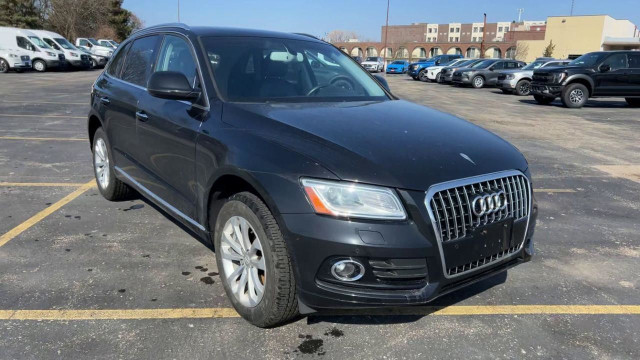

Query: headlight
[301,178,406,220]
[9,54,18,58]
[46,51,56,57]
[505,74,515,80]
[553,72,567,83]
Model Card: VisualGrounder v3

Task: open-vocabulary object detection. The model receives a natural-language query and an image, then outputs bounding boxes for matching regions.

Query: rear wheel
[515,79,531,96]
[625,98,640,107]
[213,192,298,328]
[418,69,428,82]
[472,76,485,88]
[534,94,554,105]
[33,59,46,72]
[561,83,588,108]
[92,128,134,200]
[0,59,8,73]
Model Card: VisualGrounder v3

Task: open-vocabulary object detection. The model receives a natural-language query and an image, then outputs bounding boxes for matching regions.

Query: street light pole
[382,0,390,65]
[480,13,487,58]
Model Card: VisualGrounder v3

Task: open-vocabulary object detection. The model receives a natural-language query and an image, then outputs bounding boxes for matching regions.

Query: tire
[435,72,442,83]
[213,192,298,328]
[534,94,554,105]
[412,76,419,81]
[515,79,532,96]
[92,127,134,201]
[561,83,589,108]
[33,59,46,72]
[418,69,428,82]
[0,59,8,73]
[625,98,640,107]
[471,76,485,88]
[89,59,97,69]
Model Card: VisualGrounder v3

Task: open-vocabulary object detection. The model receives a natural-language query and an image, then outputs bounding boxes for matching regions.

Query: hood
[223,100,528,190]
[536,65,585,73]
[428,65,444,71]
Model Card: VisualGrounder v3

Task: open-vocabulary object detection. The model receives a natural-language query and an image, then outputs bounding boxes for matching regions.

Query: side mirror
[373,74,390,92]
[87,43,93,48]
[599,64,611,73]
[148,71,200,101]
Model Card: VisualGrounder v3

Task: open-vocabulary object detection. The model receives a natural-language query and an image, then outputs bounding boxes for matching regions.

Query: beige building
[518,15,640,62]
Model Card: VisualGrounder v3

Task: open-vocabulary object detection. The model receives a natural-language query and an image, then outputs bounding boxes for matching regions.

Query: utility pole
[517,8,524,22]
[382,0,390,65]
[480,13,487,58]
[178,0,181,22]
[570,0,575,16]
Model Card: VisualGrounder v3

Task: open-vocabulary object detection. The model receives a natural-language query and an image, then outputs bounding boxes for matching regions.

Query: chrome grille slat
[428,173,530,243]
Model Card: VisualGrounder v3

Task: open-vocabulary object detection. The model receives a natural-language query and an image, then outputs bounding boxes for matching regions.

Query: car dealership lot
[1,71,639,359]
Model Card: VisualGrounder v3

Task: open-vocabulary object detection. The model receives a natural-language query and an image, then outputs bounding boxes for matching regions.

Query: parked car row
[0,26,118,73]
[405,51,640,108]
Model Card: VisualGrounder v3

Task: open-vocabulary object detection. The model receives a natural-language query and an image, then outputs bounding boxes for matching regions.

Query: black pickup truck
[530,51,640,108]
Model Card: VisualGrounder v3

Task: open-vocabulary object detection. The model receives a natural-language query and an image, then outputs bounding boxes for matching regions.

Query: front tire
[92,128,134,200]
[213,192,298,328]
[33,59,47,72]
[534,94,555,105]
[472,76,485,88]
[561,83,589,108]
[0,59,9,73]
[89,58,97,69]
[435,72,442,83]
[515,79,531,96]
[418,69,428,82]
[625,98,640,107]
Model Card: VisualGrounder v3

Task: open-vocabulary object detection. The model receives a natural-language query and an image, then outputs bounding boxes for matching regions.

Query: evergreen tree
[0,0,43,28]
[543,40,556,58]
[108,0,134,41]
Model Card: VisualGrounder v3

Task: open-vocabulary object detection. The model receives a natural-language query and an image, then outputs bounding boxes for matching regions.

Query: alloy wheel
[0,60,8,73]
[474,77,484,88]
[518,82,530,95]
[221,216,266,308]
[93,138,110,189]
[569,89,584,104]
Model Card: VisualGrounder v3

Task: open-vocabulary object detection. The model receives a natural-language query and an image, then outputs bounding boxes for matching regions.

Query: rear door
[593,53,628,96]
[627,52,640,96]
[134,34,206,219]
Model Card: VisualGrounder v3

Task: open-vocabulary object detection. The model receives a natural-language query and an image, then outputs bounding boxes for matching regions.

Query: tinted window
[201,36,387,102]
[154,35,198,86]
[54,38,76,50]
[569,52,607,67]
[121,36,161,87]
[629,53,640,68]
[79,39,89,46]
[505,62,518,69]
[107,42,131,78]
[16,36,35,51]
[601,53,628,70]
[491,62,505,70]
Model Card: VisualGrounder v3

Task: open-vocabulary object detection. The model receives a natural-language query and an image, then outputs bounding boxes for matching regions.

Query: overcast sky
[123,0,640,41]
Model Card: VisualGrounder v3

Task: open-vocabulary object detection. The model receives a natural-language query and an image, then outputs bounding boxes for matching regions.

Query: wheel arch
[565,75,594,96]
[87,114,103,149]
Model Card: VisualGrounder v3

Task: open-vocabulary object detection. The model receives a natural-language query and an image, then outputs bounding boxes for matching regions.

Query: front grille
[497,74,506,81]
[452,72,462,80]
[81,54,89,61]
[21,55,29,61]
[532,72,551,83]
[428,174,530,243]
[448,244,521,276]
[58,54,65,61]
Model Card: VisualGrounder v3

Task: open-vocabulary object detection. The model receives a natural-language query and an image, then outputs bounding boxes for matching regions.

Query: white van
[0,27,63,71]
[98,39,118,49]
[31,29,91,69]
[75,38,113,58]
[0,45,31,73]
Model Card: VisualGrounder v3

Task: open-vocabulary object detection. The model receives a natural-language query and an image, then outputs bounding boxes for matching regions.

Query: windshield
[471,60,496,69]
[455,60,475,67]
[201,36,388,103]
[522,61,546,70]
[28,36,52,49]
[54,38,77,50]
[391,61,404,64]
[100,41,114,48]
[88,38,100,45]
[365,57,378,62]
[569,52,607,67]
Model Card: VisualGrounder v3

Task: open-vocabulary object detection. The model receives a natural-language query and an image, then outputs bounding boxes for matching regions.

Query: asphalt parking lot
[1,70,639,359]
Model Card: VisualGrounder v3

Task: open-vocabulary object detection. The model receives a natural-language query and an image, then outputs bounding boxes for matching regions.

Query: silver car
[497,59,570,96]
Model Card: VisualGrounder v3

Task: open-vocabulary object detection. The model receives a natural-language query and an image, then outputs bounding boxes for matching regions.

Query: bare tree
[325,30,359,43]
[46,0,108,40]
[514,42,529,61]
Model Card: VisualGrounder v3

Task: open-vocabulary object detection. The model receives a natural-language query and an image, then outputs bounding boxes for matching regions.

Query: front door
[487,61,505,85]
[593,53,628,96]
[135,34,205,219]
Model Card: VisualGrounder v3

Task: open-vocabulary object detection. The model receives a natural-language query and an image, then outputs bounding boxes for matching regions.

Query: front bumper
[44,59,60,68]
[499,79,518,89]
[530,83,563,97]
[282,188,538,310]
[407,68,422,77]
[12,60,31,69]
[386,67,404,73]
[67,58,91,68]
[452,75,472,84]
[362,64,380,72]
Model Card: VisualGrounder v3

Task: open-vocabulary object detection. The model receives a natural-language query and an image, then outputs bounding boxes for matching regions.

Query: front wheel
[418,69,428,82]
[89,58,97,69]
[515,80,532,96]
[0,59,9,73]
[534,94,554,105]
[472,76,485,88]
[435,72,442,83]
[561,83,589,108]
[33,59,46,72]
[412,76,420,81]
[213,192,298,327]
[625,98,640,107]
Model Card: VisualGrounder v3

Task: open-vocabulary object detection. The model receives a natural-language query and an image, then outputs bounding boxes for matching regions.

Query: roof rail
[293,33,321,41]
[142,23,191,31]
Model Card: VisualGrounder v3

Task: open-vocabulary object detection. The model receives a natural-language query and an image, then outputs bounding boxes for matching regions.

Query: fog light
[331,259,365,282]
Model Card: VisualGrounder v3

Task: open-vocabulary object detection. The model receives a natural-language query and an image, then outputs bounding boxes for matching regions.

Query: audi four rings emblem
[471,191,508,217]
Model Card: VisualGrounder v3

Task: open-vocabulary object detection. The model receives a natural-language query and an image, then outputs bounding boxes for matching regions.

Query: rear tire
[33,59,46,72]
[625,98,640,107]
[515,80,531,96]
[561,83,589,108]
[213,192,298,328]
[534,95,554,105]
[471,76,485,88]
[92,127,134,201]
[435,72,442,83]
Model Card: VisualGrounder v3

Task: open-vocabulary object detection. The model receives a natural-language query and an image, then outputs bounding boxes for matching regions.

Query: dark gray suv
[452,59,526,88]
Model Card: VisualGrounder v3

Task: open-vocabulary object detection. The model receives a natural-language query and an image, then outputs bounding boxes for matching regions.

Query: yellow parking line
[0,114,85,119]
[0,305,638,321]
[0,136,85,141]
[0,180,95,248]
[534,189,576,193]
[0,182,87,187]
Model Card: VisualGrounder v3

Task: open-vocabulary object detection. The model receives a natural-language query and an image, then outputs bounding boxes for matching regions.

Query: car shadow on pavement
[518,98,634,108]
[306,271,508,326]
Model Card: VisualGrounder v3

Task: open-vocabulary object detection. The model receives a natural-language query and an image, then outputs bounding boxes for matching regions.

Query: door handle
[135,111,149,122]
[99,97,110,105]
